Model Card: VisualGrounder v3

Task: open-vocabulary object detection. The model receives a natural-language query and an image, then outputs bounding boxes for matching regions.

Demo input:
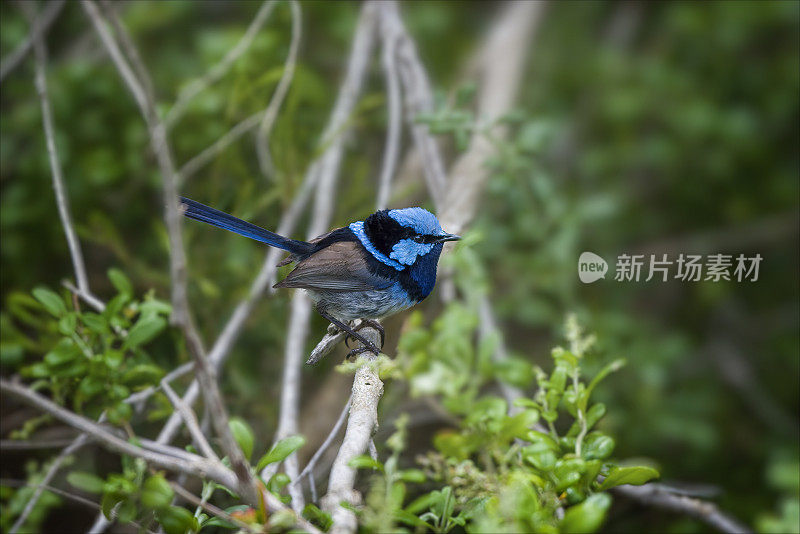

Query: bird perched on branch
[179,197,460,358]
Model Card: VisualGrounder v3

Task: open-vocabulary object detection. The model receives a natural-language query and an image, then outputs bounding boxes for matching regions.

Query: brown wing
[276,228,340,267]
[274,240,393,292]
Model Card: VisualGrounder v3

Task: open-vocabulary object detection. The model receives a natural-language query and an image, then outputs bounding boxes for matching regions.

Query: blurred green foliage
[1,1,797,533]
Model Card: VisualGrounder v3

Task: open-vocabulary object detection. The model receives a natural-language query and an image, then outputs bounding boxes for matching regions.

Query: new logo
[578,252,608,283]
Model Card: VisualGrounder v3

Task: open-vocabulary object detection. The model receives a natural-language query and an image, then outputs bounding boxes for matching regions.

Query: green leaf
[44,338,82,366]
[157,505,198,534]
[122,364,164,385]
[228,418,254,460]
[583,359,626,409]
[494,357,534,388]
[107,401,132,424]
[568,403,606,437]
[598,465,660,490]
[347,455,383,471]
[141,474,174,510]
[108,268,133,297]
[117,498,137,523]
[58,313,77,335]
[123,314,167,350]
[433,431,471,461]
[583,432,615,460]
[82,312,109,334]
[500,409,540,441]
[256,435,306,471]
[465,396,507,426]
[303,504,332,531]
[104,349,124,369]
[32,287,66,316]
[398,469,426,483]
[67,471,105,494]
[560,493,612,533]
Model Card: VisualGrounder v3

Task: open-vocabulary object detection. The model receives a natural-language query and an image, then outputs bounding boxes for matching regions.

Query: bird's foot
[344,319,385,349]
[346,344,381,361]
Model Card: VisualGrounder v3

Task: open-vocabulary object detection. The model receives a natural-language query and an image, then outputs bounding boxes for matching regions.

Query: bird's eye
[413,234,425,243]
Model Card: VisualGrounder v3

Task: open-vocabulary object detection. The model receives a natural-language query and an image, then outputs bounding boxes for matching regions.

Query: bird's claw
[346,345,380,361]
[351,319,385,348]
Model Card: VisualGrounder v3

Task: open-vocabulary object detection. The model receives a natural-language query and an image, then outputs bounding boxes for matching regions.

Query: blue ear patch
[388,207,442,235]
[390,239,434,265]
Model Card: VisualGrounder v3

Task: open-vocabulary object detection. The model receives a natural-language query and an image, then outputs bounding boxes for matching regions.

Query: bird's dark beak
[437,233,461,243]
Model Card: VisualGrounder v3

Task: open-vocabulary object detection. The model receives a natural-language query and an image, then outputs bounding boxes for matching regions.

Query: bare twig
[1,478,102,512]
[0,378,236,493]
[1,378,322,532]
[256,0,302,179]
[439,0,545,235]
[379,2,448,209]
[9,434,90,534]
[82,0,256,504]
[169,480,259,534]
[155,165,319,446]
[613,484,752,533]
[321,327,384,534]
[0,0,65,83]
[8,9,97,530]
[32,11,91,295]
[100,0,155,106]
[0,438,78,450]
[165,0,277,128]
[292,395,352,491]
[376,16,402,210]
[161,380,219,462]
[62,281,105,312]
[260,3,380,516]
[178,109,263,182]
[306,321,365,365]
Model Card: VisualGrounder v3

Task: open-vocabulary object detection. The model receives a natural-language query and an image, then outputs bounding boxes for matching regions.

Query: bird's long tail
[179,197,313,256]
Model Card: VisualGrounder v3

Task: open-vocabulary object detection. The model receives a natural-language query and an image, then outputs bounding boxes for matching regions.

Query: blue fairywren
[179,197,460,357]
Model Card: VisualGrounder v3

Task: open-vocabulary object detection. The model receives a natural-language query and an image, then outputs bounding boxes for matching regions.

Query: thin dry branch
[165,0,277,128]
[1,378,322,533]
[32,16,91,294]
[321,328,384,534]
[376,17,402,210]
[292,395,352,493]
[100,0,155,106]
[439,0,544,234]
[260,3,380,514]
[256,0,302,179]
[9,434,90,534]
[169,481,259,534]
[0,0,65,83]
[613,484,752,533]
[0,379,235,491]
[161,380,219,462]
[178,110,262,182]
[82,0,256,504]
[379,2,448,209]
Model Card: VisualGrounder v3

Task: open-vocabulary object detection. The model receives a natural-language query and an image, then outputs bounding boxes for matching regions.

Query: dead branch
[321,327,384,534]
[379,2,448,208]
[256,0,302,179]
[0,378,322,533]
[0,0,65,83]
[32,11,91,295]
[165,0,277,128]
